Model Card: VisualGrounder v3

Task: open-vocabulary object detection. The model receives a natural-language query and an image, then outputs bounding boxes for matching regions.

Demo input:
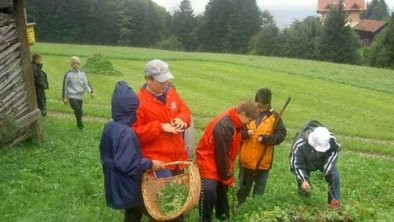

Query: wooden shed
[353,19,387,44]
[0,0,41,148]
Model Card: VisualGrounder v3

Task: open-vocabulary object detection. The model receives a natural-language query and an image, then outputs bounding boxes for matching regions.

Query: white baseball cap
[308,127,331,152]
[144,59,174,83]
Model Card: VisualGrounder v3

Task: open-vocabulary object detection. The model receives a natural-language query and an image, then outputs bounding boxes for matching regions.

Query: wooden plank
[0,0,13,10]
[0,22,15,36]
[0,62,23,91]
[12,0,42,143]
[0,41,19,60]
[0,35,18,52]
[0,46,19,67]
[0,76,25,113]
[0,69,23,97]
[10,131,31,147]
[15,109,41,129]
[0,71,24,97]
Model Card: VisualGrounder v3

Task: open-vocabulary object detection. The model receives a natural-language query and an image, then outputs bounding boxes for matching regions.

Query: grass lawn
[0,43,393,221]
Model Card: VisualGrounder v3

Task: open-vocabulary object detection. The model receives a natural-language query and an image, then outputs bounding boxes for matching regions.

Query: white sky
[152,0,394,28]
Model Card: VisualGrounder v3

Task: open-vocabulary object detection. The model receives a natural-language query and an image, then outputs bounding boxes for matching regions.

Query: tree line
[25,0,394,69]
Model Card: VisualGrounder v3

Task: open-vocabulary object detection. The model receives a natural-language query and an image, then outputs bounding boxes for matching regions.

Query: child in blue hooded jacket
[99,81,164,222]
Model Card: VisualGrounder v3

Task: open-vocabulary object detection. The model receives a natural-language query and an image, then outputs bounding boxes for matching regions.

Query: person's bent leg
[215,182,229,221]
[252,169,270,197]
[325,168,340,206]
[237,167,254,205]
[199,179,218,222]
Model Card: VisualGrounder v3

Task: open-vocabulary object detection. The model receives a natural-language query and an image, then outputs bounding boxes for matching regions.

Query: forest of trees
[25,0,394,68]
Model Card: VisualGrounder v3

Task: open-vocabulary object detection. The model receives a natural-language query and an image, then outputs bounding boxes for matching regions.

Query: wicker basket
[141,161,201,221]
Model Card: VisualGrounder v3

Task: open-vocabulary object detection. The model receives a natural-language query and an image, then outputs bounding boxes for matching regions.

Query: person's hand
[161,123,184,134]
[257,134,271,143]
[63,98,69,106]
[301,181,311,191]
[151,160,165,171]
[171,118,187,130]
[90,92,96,98]
[247,129,254,135]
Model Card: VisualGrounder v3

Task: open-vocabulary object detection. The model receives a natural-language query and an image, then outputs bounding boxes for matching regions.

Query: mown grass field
[0,43,393,221]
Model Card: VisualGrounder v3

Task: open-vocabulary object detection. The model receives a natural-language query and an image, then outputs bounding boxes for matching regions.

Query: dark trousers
[36,88,46,115]
[124,207,143,222]
[296,168,340,203]
[237,167,270,204]
[68,98,83,129]
[199,179,229,222]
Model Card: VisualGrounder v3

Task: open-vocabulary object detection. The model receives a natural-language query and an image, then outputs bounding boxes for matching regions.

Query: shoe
[328,199,340,208]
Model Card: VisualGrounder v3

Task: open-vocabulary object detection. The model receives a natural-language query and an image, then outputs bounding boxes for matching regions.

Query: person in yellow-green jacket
[237,88,287,205]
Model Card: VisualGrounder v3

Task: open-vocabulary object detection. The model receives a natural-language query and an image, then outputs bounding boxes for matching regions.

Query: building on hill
[317,0,366,27]
[353,19,387,44]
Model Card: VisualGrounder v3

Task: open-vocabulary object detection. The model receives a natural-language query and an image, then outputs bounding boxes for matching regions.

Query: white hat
[308,127,331,152]
[144,59,174,83]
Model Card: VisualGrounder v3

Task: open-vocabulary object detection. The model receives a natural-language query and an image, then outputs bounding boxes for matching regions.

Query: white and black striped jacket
[289,120,341,182]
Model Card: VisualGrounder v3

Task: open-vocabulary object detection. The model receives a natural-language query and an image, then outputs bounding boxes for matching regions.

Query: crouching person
[99,81,164,222]
[195,101,259,222]
[289,120,341,208]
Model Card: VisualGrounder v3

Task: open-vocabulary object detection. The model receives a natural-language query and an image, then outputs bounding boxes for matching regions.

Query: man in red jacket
[195,101,259,222]
[132,59,191,177]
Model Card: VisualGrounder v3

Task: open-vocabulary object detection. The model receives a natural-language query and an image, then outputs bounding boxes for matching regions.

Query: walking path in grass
[45,111,394,161]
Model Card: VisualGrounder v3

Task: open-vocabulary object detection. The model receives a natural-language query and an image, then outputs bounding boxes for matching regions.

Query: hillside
[0,43,393,221]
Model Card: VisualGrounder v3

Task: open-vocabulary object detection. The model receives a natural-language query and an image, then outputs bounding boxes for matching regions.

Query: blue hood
[111,81,139,125]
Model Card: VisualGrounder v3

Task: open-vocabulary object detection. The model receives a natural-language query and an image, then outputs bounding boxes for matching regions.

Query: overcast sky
[152,0,394,28]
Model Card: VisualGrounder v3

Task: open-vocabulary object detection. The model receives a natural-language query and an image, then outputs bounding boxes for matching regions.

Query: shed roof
[353,19,386,32]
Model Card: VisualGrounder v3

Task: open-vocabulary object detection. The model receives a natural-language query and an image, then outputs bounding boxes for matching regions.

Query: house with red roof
[317,0,367,27]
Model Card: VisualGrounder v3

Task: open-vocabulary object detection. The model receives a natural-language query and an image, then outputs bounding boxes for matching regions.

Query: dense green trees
[278,17,323,59]
[363,0,389,20]
[172,0,198,51]
[248,10,278,56]
[368,13,394,69]
[25,0,388,67]
[319,1,360,64]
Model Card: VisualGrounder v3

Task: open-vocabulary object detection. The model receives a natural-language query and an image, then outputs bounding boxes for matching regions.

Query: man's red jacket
[132,86,191,167]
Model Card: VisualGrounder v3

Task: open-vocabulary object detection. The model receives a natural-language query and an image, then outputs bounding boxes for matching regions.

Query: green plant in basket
[157,181,188,215]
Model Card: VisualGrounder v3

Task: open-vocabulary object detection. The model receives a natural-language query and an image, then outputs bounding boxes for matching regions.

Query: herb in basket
[157,182,188,215]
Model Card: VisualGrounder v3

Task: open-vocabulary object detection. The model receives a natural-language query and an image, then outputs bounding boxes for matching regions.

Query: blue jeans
[296,168,340,203]
[237,167,270,204]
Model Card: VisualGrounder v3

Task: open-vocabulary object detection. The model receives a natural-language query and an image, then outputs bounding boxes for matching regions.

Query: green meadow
[0,43,393,221]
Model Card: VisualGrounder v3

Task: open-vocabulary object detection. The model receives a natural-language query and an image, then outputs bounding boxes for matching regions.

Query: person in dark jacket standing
[62,56,95,130]
[99,81,164,222]
[289,120,341,208]
[32,53,49,116]
[237,88,287,205]
[195,100,259,222]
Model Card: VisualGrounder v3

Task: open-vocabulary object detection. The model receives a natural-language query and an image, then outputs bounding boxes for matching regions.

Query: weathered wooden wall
[0,0,41,147]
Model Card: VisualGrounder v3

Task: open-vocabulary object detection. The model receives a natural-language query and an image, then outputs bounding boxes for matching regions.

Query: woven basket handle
[163,161,192,167]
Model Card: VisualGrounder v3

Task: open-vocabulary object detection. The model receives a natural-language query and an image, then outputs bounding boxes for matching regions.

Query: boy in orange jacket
[237,88,287,205]
[195,101,259,222]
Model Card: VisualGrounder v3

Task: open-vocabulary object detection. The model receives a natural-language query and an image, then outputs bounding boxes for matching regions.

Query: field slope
[0,43,393,221]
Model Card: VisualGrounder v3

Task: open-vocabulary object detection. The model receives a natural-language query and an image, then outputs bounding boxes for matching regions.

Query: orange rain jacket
[239,108,286,170]
[132,86,191,168]
[195,108,244,186]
